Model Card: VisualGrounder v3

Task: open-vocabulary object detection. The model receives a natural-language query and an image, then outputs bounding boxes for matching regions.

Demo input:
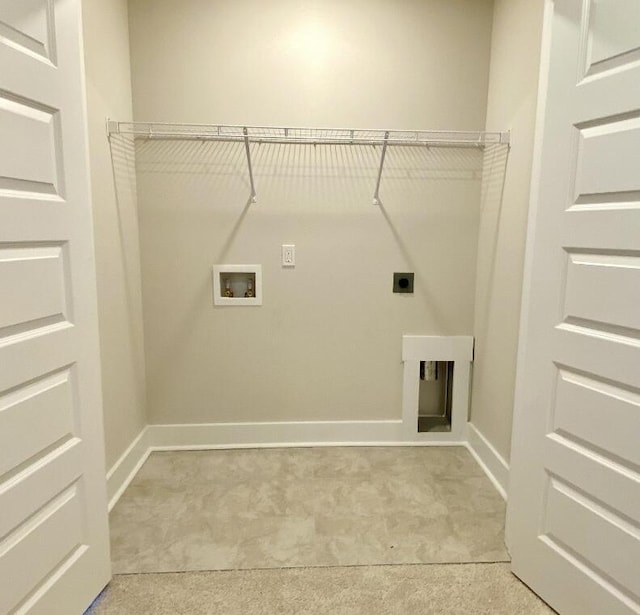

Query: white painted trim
[401,336,473,442]
[466,422,510,500]
[150,441,469,451]
[106,426,151,511]
[145,420,472,450]
[149,420,402,448]
[506,0,554,551]
[402,335,474,362]
[511,0,553,464]
[104,421,508,511]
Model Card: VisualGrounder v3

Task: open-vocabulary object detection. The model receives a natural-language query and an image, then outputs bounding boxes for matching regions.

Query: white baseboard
[106,426,151,511]
[146,420,467,450]
[465,422,510,500]
[105,420,501,509]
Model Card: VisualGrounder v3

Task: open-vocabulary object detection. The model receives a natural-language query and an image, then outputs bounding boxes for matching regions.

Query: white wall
[127,0,495,426]
[82,0,147,467]
[128,0,493,128]
[80,0,547,459]
[470,0,545,462]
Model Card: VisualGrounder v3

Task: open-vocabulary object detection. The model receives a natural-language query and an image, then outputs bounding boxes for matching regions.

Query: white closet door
[0,0,111,612]
[507,0,640,614]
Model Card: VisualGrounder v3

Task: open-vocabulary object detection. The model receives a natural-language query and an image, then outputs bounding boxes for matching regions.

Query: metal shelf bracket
[106,118,120,139]
[243,127,257,204]
[373,131,389,206]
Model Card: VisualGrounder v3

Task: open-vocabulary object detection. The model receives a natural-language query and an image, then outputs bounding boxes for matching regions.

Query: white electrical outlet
[282,244,295,267]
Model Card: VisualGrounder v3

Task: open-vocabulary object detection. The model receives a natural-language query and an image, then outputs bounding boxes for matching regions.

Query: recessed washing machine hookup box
[212,264,262,306]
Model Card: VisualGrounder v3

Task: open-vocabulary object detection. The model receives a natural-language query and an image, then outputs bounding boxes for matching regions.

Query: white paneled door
[507,1,640,614]
[0,0,110,613]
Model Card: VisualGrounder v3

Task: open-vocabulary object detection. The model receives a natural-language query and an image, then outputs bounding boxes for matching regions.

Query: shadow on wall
[473,143,511,344]
[130,139,486,190]
[106,133,147,397]
[127,137,489,246]
[106,135,508,324]
[125,138,493,329]
[107,136,509,424]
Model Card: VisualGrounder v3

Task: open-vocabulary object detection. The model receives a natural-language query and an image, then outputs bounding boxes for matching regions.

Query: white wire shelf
[106,120,509,204]
[107,121,509,147]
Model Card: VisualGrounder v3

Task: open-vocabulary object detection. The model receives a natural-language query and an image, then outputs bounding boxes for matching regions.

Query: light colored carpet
[110,447,508,573]
[88,563,554,614]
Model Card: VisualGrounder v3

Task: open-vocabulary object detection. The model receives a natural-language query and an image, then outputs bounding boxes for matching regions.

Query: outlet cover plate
[282,244,295,267]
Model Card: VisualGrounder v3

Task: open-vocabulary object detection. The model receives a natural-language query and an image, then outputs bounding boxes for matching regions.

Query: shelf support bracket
[106,118,119,138]
[243,127,257,204]
[372,131,389,206]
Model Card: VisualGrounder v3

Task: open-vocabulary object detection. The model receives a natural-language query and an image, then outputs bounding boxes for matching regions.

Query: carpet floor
[88,562,554,614]
[110,447,508,573]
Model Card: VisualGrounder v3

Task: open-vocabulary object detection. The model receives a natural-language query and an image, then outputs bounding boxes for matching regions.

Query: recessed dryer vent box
[401,336,473,442]
[212,265,262,306]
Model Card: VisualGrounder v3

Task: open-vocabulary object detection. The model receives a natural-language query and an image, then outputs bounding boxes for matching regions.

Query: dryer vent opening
[418,361,454,433]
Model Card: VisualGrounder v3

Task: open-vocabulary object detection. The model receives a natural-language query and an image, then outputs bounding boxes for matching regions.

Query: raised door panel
[585,0,640,76]
[0,0,110,612]
[0,90,63,198]
[0,0,55,63]
[508,1,640,613]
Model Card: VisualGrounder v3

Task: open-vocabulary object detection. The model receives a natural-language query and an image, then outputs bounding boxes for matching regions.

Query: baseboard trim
[106,426,151,511]
[105,421,503,509]
[465,422,510,500]
[146,420,468,449]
